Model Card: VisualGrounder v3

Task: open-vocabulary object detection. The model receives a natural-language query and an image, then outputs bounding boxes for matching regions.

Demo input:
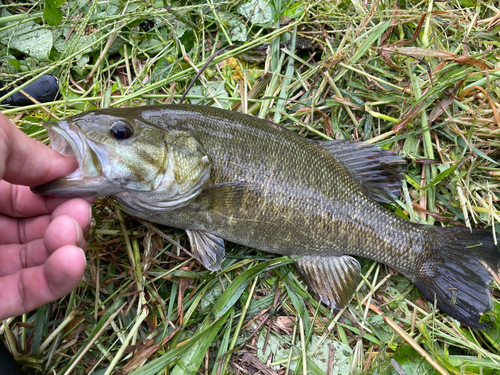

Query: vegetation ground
[0,0,499,374]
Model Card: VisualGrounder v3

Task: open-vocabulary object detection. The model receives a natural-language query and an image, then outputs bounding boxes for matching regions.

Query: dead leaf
[328,96,364,110]
[380,48,404,70]
[396,47,456,58]
[177,267,193,325]
[296,107,335,136]
[434,56,491,74]
[393,103,424,133]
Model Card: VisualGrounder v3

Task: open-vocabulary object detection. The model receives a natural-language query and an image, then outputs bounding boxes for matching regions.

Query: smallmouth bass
[33,104,499,329]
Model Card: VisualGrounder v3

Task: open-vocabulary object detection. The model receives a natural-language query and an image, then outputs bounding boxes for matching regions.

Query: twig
[179,45,236,104]
[368,303,449,375]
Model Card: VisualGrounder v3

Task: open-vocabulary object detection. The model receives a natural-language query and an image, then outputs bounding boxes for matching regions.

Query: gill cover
[115,129,212,213]
[32,110,211,212]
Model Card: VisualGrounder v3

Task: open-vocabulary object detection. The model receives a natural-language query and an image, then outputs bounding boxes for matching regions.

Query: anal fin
[294,255,360,309]
[186,230,225,271]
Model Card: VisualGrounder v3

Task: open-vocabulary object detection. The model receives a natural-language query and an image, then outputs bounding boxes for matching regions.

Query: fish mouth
[46,121,81,160]
[31,120,105,197]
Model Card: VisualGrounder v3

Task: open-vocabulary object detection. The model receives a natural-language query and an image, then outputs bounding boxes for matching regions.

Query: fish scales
[32,104,500,329]
[142,106,424,272]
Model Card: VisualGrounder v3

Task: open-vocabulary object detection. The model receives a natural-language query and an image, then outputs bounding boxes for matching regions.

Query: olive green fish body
[33,104,499,329]
[125,106,425,277]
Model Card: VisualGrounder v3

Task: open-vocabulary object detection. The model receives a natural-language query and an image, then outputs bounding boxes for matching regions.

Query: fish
[32,104,499,329]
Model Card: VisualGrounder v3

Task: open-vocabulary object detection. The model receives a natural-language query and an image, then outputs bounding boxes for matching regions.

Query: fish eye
[109,121,133,140]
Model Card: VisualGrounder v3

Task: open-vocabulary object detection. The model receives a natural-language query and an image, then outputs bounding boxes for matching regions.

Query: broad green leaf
[0,10,53,61]
[43,0,65,26]
[188,82,229,108]
[8,58,21,70]
[44,5,63,27]
[47,0,66,7]
[238,0,275,27]
[257,331,352,374]
[366,315,394,343]
[447,355,500,372]
[282,1,304,19]
[44,0,66,26]
[219,12,247,42]
[382,345,439,375]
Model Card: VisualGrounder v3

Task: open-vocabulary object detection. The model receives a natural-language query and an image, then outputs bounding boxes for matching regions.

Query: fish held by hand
[32,104,500,329]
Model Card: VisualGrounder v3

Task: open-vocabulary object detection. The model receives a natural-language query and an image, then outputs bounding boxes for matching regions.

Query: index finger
[0,113,77,186]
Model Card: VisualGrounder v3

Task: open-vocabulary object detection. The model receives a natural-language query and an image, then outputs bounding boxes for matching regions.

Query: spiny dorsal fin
[314,139,406,204]
[294,254,360,309]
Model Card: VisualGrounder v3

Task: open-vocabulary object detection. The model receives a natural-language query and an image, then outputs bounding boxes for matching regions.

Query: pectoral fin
[191,181,250,212]
[294,255,360,309]
[186,230,225,271]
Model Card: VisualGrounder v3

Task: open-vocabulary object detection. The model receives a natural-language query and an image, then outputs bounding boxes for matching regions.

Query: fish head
[32,109,211,210]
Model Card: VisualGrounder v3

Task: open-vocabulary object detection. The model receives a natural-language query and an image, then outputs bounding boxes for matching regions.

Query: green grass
[1,0,499,374]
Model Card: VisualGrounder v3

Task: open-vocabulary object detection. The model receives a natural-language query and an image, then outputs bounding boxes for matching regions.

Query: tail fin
[411,226,499,329]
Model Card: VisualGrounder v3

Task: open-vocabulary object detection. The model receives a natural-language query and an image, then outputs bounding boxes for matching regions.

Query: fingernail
[77,247,87,266]
[88,203,93,223]
[84,204,93,237]
[73,218,86,249]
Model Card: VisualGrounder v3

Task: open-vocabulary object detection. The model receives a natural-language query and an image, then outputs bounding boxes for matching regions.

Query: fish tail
[411,226,499,329]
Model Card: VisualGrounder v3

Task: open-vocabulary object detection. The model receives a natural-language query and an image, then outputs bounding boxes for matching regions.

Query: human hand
[0,113,92,320]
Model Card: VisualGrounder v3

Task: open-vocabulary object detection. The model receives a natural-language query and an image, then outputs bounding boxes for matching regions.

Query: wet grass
[0,0,499,374]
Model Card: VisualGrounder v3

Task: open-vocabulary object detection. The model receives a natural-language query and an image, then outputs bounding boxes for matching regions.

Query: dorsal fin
[314,140,406,204]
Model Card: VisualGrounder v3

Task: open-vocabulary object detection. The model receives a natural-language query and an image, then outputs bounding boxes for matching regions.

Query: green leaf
[367,315,394,343]
[219,12,247,42]
[170,309,232,375]
[57,299,124,375]
[44,5,63,27]
[420,162,458,191]
[285,282,312,344]
[386,345,439,375]
[31,304,51,356]
[8,58,21,70]
[47,0,66,7]
[212,257,291,319]
[128,309,232,375]
[0,10,53,61]
[350,20,391,65]
[44,0,66,26]
[188,81,230,108]
[238,0,275,27]
[257,332,352,375]
[455,135,498,165]
[457,0,476,6]
[282,1,304,19]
